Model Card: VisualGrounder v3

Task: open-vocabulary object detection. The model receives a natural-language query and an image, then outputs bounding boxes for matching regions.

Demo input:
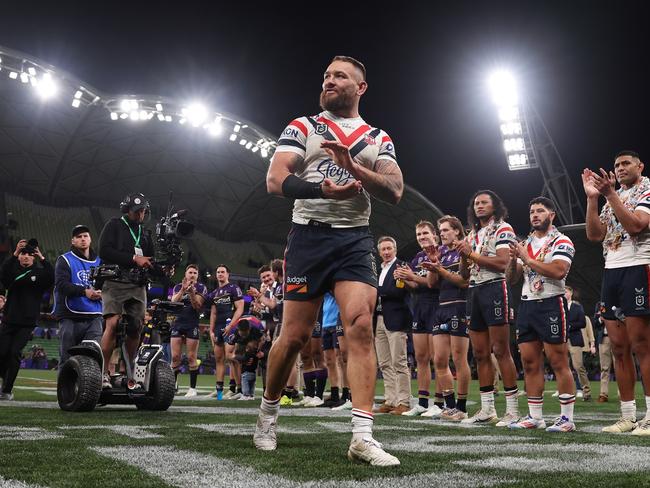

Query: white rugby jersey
[600,182,650,269]
[519,230,574,300]
[468,219,516,285]
[275,110,397,227]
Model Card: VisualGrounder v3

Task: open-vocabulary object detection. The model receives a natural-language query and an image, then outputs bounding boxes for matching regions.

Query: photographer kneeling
[98,193,155,389]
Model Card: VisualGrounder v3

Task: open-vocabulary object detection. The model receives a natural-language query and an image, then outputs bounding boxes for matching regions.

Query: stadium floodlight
[35,73,57,99]
[27,66,36,76]
[245,142,253,149]
[119,113,128,120]
[251,146,259,153]
[234,124,241,133]
[110,112,118,120]
[488,69,535,171]
[229,133,237,141]
[261,148,268,158]
[239,139,247,146]
[74,90,83,99]
[165,115,172,122]
[488,70,518,107]
[157,113,165,121]
[130,111,140,121]
[183,103,208,127]
[155,103,163,112]
[20,72,29,83]
[71,99,81,108]
[9,71,18,79]
[139,110,148,120]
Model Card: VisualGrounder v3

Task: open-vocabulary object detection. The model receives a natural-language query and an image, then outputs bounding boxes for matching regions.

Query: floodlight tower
[488,71,584,225]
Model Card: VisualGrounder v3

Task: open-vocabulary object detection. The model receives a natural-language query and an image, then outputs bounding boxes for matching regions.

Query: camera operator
[53,225,103,368]
[0,239,54,400]
[98,193,155,389]
[169,264,207,397]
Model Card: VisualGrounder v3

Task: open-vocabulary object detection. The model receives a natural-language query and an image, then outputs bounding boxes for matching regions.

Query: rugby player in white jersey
[253,55,404,466]
[506,197,577,432]
[584,150,650,435]
[457,190,520,425]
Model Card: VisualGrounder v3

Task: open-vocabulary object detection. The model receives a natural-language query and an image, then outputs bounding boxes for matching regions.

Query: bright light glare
[183,103,208,127]
[229,134,237,141]
[20,72,29,83]
[110,112,119,120]
[500,122,522,136]
[503,137,525,152]
[508,153,528,167]
[35,73,57,99]
[261,148,269,158]
[488,70,518,107]
[498,106,519,122]
[71,99,81,108]
[9,71,18,79]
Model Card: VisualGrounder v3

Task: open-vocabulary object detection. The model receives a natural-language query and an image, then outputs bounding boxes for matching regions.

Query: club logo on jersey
[385,143,394,152]
[286,275,308,294]
[316,159,354,185]
[315,123,328,135]
[363,134,376,145]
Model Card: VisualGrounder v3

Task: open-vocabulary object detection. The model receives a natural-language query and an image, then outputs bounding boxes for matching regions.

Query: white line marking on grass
[190,423,316,435]
[0,475,45,488]
[0,426,63,441]
[57,425,163,438]
[317,422,422,433]
[12,386,56,391]
[92,445,512,487]
[451,441,650,473]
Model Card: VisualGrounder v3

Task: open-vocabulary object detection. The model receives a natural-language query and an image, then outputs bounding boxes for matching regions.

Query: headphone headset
[119,193,150,213]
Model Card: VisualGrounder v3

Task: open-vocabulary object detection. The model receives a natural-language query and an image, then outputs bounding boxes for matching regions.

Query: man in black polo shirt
[98,193,155,389]
[0,239,54,400]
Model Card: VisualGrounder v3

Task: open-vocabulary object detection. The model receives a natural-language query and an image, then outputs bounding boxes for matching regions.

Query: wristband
[281,174,325,199]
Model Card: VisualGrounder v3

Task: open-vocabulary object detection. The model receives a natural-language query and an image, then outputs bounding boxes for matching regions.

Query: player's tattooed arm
[361,159,405,204]
[321,140,404,204]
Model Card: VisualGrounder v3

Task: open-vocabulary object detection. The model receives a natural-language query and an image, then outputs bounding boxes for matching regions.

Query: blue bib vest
[58,251,102,315]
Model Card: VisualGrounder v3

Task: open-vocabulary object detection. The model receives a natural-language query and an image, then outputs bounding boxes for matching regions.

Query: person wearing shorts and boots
[254,55,404,466]
[98,193,155,389]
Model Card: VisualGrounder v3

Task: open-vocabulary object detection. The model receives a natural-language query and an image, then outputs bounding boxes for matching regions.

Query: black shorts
[171,323,200,340]
[321,326,339,350]
[434,302,469,337]
[467,279,510,331]
[214,323,227,345]
[516,295,568,344]
[312,320,322,339]
[411,296,437,334]
[601,264,650,320]
[283,224,377,301]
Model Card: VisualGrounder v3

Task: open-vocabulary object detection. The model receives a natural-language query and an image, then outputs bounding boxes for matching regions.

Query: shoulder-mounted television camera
[154,193,195,266]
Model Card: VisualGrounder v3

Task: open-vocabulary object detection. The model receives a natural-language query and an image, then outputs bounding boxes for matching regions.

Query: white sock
[504,387,519,415]
[528,396,543,419]
[260,396,280,416]
[645,396,650,420]
[480,389,495,413]
[558,393,575,422]
[621,400,636,421]
[351,408,373,441]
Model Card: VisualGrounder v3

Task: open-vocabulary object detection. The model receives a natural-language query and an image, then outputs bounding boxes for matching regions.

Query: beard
[532,217,552,233]
[319,88,355,113]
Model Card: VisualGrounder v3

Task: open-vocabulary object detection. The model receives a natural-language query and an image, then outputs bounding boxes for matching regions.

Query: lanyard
[121,216,142,248]
[6,269,32,300]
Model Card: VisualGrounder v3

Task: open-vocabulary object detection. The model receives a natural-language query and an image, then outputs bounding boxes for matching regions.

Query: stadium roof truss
[0,45,443,252]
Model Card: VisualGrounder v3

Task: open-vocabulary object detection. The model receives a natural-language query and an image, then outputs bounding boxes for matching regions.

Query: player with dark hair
[507,196,577,432]
[457,190,520,425]
[583,150,650,435]
[208,264,244,399]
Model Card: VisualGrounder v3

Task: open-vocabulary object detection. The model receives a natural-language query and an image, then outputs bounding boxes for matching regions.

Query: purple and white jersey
[210,283,243,326]
[409,251,439,301]
[438,245,466,303]
[275,110,397,227]
[169,282,208,327]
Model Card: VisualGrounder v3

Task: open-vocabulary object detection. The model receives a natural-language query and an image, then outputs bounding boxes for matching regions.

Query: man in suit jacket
[566,286,592,401]
[373,236,412,415]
